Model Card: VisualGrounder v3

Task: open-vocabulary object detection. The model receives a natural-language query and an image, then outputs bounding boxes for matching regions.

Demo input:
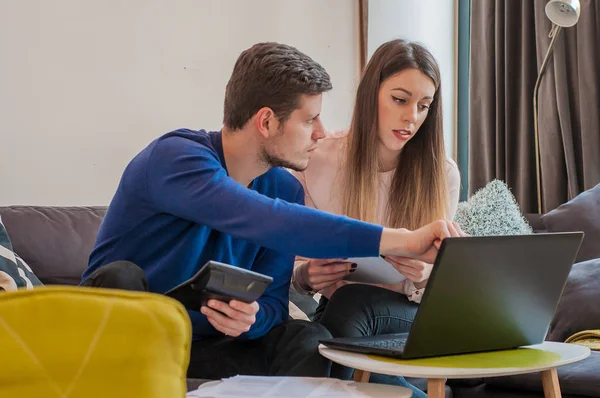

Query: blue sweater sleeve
[238,249,294,340]
[145,136,383,259]
[188,310,219,340]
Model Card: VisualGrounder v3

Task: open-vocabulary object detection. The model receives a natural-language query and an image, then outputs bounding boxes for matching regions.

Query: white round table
[319,341,590,398]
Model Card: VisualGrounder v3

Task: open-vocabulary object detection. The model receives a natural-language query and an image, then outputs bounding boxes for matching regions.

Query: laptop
[319,232,584,359]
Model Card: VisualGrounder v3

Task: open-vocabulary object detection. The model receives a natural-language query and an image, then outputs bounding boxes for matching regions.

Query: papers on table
[187,375,370,398]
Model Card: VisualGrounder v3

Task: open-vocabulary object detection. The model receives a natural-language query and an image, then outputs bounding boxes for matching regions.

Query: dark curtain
[469,0,600,213]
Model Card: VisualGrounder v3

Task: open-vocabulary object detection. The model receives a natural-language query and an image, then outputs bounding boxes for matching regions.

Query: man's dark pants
[82,261,332,378]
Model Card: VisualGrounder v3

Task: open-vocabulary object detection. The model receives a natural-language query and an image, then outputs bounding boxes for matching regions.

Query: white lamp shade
[545,0,581,27]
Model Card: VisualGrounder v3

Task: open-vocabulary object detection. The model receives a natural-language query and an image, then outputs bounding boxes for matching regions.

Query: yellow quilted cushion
[0,286,191,398]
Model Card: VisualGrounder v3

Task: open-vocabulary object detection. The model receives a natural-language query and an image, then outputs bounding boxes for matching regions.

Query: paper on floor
[186,375,370,397]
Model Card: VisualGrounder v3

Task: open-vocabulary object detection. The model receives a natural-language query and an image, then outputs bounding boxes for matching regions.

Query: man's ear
[254,107,277,139]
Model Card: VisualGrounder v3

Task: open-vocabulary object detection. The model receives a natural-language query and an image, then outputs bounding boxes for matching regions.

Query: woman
[291,39,460,392]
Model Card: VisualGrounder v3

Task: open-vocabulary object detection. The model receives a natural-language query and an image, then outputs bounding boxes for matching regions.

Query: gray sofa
[0,204,598,397]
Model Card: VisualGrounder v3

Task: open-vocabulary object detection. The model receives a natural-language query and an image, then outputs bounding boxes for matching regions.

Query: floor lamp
[533,0,581,213]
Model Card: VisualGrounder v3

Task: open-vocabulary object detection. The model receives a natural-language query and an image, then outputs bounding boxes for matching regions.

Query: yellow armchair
[0,286,191,398]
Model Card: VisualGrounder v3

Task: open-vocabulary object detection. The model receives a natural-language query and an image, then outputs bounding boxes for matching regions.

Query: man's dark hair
[223,42,332,130]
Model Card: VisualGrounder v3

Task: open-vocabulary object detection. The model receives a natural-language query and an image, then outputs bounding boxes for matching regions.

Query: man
[81,42,465,379]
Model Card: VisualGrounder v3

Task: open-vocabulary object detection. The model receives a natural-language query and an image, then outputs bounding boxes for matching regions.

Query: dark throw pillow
[542,183,600,263]
[547,258,600,342]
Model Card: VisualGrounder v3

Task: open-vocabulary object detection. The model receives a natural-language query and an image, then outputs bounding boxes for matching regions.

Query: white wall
[0,0,359,205]
[367,0,457,159]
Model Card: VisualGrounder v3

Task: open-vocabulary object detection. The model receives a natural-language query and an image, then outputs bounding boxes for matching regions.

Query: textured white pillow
[454,179,533,236]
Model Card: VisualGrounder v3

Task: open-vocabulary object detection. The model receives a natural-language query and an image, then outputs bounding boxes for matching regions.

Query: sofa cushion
[0,206,107,285]
[547,258,600,342]
[289,288,319,321]
[523,213,547,233]
[451,384,535,397]
[450,383,584,398]
[0,217,42,291]
[542,183,600,263]
[483,351,600,397]
[454,180,532,236]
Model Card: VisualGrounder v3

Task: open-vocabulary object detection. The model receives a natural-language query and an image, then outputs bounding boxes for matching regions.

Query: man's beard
[259,125,308,172]
[260,147,307,172]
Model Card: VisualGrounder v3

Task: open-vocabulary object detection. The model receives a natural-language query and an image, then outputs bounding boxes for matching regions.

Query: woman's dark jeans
[314,284,426,397]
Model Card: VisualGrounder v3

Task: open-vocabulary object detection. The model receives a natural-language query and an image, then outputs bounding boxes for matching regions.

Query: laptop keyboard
[353,338,407,351]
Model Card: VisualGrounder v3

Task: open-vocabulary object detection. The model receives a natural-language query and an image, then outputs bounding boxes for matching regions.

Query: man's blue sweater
[83,129,382,340]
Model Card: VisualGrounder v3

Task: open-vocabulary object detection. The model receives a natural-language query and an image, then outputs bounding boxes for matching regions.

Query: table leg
[541,368,562,398]
[353,369,371,383]
[427,378,446,398]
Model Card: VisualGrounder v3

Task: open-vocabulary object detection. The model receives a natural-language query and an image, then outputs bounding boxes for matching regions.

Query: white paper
[187,376,369,398]
[344,256,407,284]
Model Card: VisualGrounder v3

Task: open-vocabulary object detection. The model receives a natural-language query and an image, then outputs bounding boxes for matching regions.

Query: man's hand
[407,220,467,263]
[380,220,467,264]
[301,258,355,291]
[200,299,259,337]
[384,256,432,286]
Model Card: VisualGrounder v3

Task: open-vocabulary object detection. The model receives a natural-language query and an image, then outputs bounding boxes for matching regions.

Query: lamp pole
[533,0,580,214]
[532,24,562,214]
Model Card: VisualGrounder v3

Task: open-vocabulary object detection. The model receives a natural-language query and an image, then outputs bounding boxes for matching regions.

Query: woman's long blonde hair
[341,39,448,230]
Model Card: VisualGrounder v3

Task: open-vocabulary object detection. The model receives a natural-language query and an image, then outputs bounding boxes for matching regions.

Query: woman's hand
[383,255,432,288]
[300,258,355,291]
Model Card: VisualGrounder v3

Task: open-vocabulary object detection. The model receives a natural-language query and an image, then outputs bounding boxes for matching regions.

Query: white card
[344,256,407,284]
